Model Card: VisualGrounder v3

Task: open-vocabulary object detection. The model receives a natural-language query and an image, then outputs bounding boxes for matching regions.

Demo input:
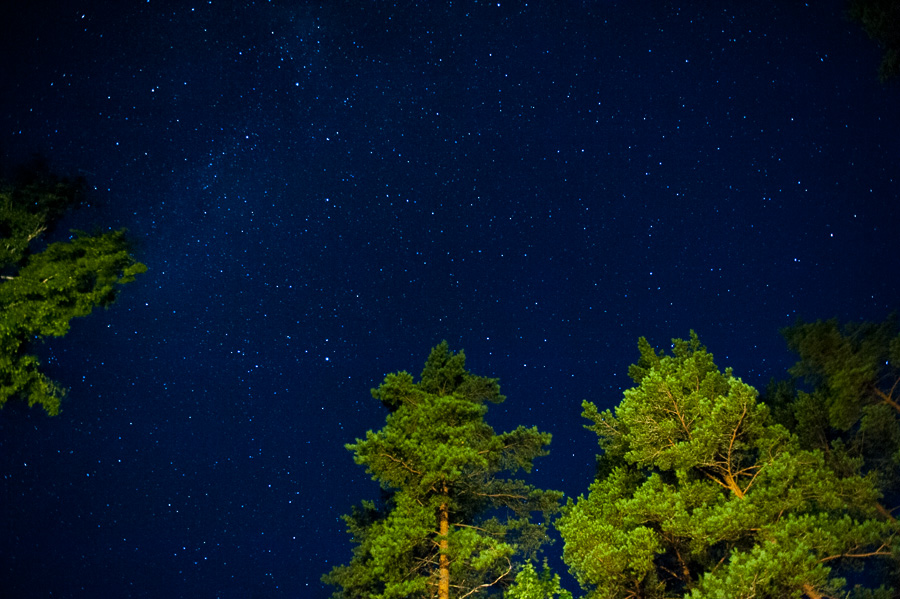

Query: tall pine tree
[324,342,562,599]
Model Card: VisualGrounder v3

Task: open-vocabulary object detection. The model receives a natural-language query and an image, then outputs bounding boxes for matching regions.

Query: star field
[1,1,898,597]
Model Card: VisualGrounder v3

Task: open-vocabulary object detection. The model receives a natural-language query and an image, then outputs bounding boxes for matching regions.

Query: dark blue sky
[1,1,898,597]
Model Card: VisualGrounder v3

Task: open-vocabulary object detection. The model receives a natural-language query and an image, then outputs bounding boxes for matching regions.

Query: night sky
[1,1,898,597]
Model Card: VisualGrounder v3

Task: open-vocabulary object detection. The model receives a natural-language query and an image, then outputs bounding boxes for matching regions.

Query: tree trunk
[724,473,745,499]
[439,487,450,599]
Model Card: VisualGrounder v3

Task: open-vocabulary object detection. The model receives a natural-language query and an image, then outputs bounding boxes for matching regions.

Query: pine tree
[766,316,900,586]
[324,342,562,599]
[558,332,897,599]
[0,161,146,415]
[504,561,572,599]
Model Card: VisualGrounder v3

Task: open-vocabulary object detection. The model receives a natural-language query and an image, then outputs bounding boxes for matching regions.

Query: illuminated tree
[766,316,900,588]
[0,161,146,415]
[504,561,572,599]
[558,332,897,599]
[324,342,562,599]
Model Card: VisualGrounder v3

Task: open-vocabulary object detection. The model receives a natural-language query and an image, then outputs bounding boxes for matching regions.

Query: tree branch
[457,558,512,599]
[377,452,422,475]
[474,492,529,500]
[873,386,900,414]
[818,546,893,563]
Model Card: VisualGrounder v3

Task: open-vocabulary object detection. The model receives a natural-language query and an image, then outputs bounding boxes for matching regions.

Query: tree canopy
[766,316,900,586]
[324,341,563,599]
[0,160,146,415]
[504,561,573,599]
[558,332,897,599]
[848,0,900,82]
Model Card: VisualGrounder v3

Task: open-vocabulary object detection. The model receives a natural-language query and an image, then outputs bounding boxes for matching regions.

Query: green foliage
[766,317,900,587]
[558,332,897,599]
[0,165,146,415]
[848,0,900,82]
[324,342,563,599]
[504,561,572,599]
[772,318,900,501]
[0,158,85,270]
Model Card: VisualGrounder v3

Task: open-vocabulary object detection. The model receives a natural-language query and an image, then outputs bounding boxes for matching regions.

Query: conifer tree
[766,316,900,586]
[558,332,897,599]
[0,161,146,415]
[324,342,562,599]
[504,561,572,599]
[775,317,900,501]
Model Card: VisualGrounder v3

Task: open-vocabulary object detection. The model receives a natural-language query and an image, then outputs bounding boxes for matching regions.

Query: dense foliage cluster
[559,330,898,599]
[0,161,146,415]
